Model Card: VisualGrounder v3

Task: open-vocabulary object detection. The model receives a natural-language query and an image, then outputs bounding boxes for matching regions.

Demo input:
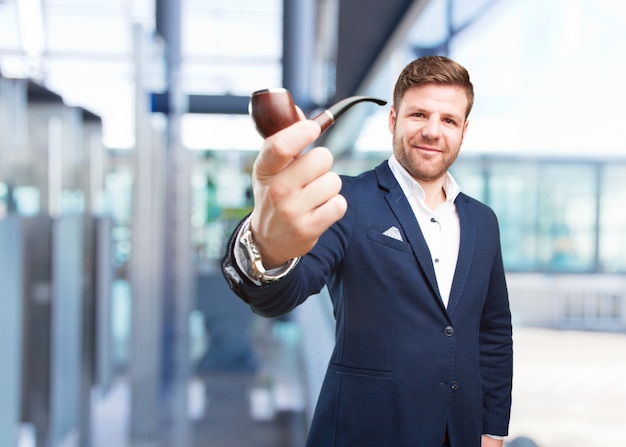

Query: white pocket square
[382,226,403,241]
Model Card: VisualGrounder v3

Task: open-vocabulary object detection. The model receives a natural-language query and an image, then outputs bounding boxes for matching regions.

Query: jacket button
[451,381,459,391]
[444,326,454,336]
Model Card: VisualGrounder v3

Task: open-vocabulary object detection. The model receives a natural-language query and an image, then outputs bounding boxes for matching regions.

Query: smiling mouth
[416,145,440,153]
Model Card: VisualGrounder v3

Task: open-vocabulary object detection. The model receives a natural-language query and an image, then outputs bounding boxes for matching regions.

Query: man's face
[389,84,469,184]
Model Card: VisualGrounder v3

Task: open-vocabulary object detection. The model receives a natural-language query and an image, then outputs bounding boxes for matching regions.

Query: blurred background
[1,0,625,446]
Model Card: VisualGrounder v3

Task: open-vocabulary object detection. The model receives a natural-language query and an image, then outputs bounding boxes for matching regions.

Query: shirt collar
[388,154,461,205]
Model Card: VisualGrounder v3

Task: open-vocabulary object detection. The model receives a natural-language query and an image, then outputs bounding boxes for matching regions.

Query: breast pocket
[367,228,412,254]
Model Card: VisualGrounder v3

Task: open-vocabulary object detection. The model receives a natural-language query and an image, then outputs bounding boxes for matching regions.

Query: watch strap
[238,219,299,283]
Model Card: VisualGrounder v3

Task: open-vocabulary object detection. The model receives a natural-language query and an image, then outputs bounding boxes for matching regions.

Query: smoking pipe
[249,87,387,138]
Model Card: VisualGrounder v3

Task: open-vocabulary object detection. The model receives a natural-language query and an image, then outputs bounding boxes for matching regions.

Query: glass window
[484,160,540,271]
[535,163,597,272]
[453,159,604,273]
[450,157,486,202]
[599,163,626,273]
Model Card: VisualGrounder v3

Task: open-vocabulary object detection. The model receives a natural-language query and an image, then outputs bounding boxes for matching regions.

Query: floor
[90,317,308,447]
[18,270,626,446]
[87,271,626,447]
[195,370,307,447]
[507,327,626,447]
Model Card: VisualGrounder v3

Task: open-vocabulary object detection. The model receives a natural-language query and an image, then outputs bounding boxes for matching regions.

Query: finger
[255,120,321,178]
[300,171,343,210]
[305,193,348,236]
[278,145,334,190]
[267,171,342,224]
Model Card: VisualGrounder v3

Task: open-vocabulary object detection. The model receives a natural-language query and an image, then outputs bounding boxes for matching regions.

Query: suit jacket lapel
[375,163,442,305]
[446,194,475,316]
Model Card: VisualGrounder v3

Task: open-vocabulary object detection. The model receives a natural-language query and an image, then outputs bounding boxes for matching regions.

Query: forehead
[398,84,468,116]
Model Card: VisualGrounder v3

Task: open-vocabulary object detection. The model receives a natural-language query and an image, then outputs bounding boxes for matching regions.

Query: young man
[223,56,513,447]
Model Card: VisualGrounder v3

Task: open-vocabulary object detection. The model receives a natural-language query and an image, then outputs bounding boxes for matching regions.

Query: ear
[388,106,397,134]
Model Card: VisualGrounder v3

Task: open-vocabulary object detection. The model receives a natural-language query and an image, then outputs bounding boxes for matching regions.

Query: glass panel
[449,157,486,202]
[536,163,597,272]
[0,218,24,447]
[599,163,626,273]
[50,216,83,444]
[485,160,539,271]
[448,158,608,273]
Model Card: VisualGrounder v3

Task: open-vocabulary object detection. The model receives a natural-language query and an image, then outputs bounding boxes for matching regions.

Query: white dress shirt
[388,155,461,308]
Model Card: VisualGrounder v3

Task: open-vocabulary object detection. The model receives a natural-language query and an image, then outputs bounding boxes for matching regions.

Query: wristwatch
[238,220,298,283]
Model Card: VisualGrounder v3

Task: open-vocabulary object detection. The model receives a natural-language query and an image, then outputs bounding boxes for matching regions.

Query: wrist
[238,219,298,283]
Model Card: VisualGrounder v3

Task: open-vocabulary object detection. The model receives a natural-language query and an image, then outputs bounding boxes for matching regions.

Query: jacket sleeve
[479,217,514,436]
[221,190,353,318]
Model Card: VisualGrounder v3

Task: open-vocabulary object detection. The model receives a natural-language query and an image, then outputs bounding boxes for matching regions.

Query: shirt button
[451,381,459,391]
[434,258,440,263]
[444,326,454,336]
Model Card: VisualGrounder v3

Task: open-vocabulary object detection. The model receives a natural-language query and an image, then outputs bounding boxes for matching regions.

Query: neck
[419,180,447,211]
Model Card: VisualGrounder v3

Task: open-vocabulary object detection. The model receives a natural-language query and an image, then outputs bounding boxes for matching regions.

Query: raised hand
[249,119,347,269]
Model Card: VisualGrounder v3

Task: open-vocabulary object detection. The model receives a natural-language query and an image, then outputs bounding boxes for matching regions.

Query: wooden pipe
[249,88,387,138]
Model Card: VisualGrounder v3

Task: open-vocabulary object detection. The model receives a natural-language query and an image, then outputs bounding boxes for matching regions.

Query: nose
[422,116,441,140]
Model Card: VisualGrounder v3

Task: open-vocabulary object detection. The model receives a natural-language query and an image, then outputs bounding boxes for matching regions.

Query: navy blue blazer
[223,161,513,446]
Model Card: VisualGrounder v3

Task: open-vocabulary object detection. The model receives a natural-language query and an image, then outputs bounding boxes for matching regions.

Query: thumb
[254,119,321,178]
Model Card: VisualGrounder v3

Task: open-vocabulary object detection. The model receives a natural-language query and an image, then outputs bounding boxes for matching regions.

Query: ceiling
[0,0,502,150]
